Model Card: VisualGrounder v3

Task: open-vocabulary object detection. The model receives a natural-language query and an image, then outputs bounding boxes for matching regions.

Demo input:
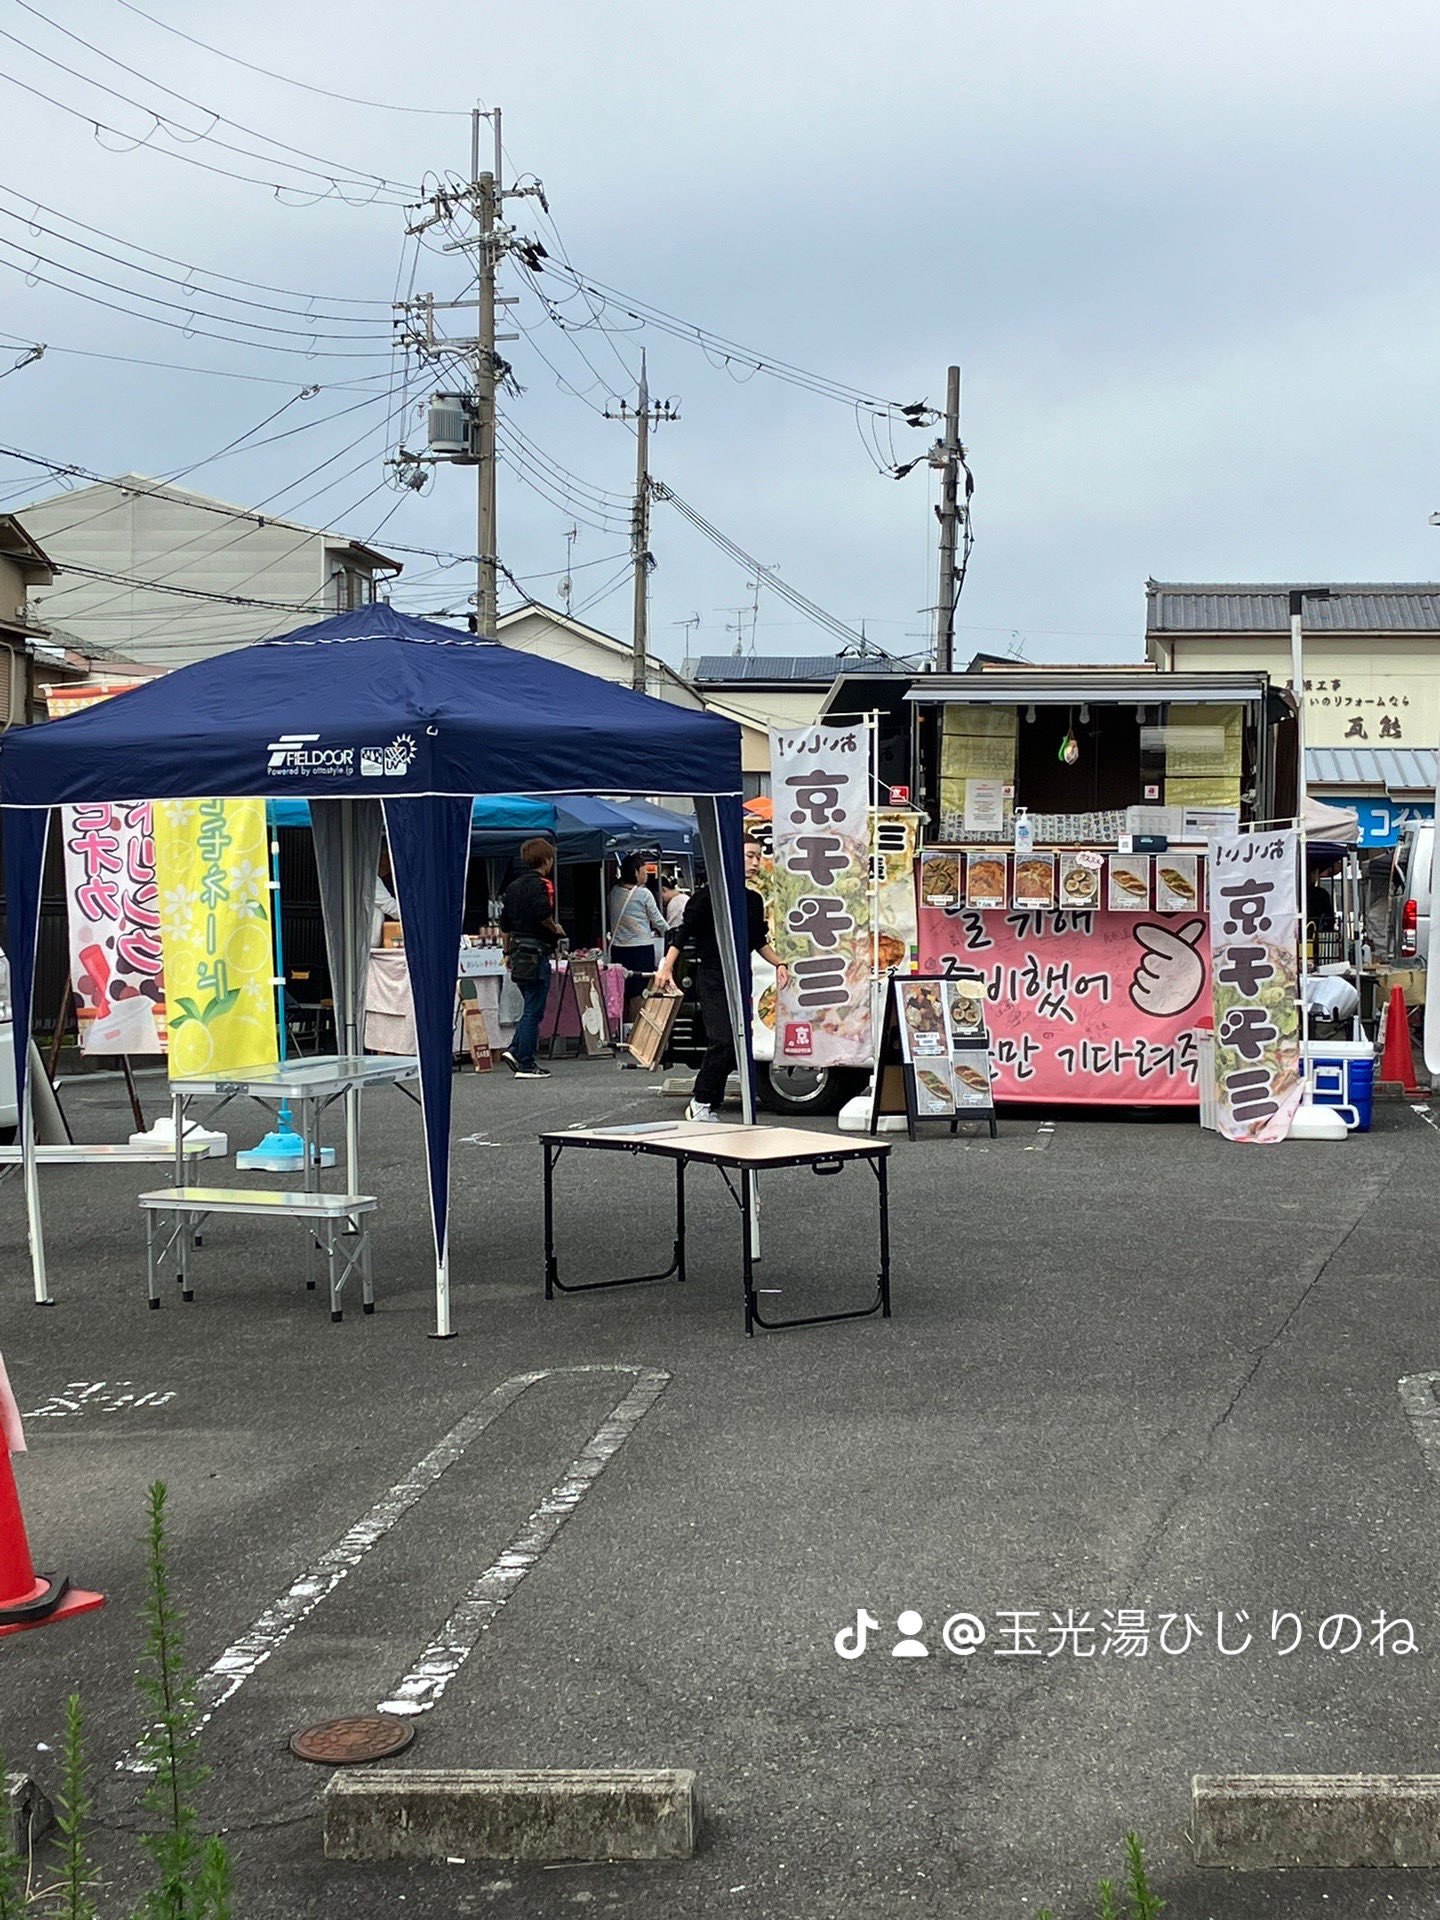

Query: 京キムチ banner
[770,725,872,1066]
[1207,828,1302,1142]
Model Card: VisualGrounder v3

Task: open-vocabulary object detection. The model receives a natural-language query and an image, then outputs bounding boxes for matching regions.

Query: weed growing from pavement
[131,1482,231,1919]
[3,1483,231,1917]
[1035,1831,1164,1920]
[55,1696,97,1920]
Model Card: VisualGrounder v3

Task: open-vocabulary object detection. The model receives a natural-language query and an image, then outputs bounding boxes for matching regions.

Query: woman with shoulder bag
[607,853,669,1023]
[499,838,564,1078]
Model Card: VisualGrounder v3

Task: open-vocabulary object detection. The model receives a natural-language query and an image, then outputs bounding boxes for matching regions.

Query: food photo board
[869,972,998,1141]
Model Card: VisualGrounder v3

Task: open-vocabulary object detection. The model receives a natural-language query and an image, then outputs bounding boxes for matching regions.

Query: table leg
[178,1211,194,1301]
[741,1170,755,1338]
[675,1156,687,1284]
[146,1213,159,1309]
[543,1141,557,1299]
[877,1152,891,1319]
[360,1222,375,1315]
[172,1087,184,1191]
[328,1222,343,1322]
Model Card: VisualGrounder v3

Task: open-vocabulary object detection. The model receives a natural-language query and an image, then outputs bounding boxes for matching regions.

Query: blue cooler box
[1302,1041,1376,1132]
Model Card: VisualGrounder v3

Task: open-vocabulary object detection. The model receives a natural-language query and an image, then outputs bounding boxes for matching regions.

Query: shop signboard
[153,798,278,1077]
[60,801,166,1053]
[770,725,872,1066]
[1207,828,1302,1143]
[918,904,1211,1106]
[1323,796,1434,848]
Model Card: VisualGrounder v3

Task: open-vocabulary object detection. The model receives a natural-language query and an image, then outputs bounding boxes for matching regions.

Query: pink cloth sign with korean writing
[917,905,1212,1105]
[60,802,166,1053]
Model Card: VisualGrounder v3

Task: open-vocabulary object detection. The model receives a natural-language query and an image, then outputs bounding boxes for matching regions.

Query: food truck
[806,665,1296,1109]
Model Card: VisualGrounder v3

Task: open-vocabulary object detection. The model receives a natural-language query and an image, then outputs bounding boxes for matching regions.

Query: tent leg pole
[430,1251,453,1340]
[23,1075,49,1306]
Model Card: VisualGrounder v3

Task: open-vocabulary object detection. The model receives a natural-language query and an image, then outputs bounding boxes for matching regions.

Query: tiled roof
[1147,582,1440,634]
[1307,746,1436,793]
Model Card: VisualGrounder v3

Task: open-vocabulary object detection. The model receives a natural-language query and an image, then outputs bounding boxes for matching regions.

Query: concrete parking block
[1192,1773,1440,1868]
[5,1773,53,1862]
[323,1767,700,1863]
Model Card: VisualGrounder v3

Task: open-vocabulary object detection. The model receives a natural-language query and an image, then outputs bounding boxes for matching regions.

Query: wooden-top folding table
[539,1120,892,1335]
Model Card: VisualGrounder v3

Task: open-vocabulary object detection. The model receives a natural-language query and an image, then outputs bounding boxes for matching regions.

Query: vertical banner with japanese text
[770,725,872,1065]
[61,802,166,1052]
[1208,828,1302,1142]
[871,808,921,973]
[153,798,278,1077]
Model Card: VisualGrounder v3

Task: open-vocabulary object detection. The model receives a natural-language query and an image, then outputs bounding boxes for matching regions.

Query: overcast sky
[2,0,1438,670]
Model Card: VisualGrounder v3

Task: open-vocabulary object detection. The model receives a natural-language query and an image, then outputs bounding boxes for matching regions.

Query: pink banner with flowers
[917,904,1212,1105]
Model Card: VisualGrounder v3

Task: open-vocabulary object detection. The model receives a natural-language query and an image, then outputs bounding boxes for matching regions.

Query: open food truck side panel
[816,668,1292,1108]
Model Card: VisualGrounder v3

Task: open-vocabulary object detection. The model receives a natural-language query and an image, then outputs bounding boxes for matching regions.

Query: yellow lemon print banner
[153,798,278,1077]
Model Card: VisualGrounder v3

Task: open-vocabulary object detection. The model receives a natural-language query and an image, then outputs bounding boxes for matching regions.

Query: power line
[0,328,396,386]
[0,440,485,566]
[0,16,415,201]
[111,0,472,117]
[0,225,392,341]
[0,64,407,206]
[536,259,928,421]
[0,235,396,357]
[0,193,387,327]
[0,182,391,306]
[652,481,910,661]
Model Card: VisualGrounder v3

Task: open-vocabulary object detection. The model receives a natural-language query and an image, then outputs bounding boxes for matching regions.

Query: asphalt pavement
[4,1059,1440,1918]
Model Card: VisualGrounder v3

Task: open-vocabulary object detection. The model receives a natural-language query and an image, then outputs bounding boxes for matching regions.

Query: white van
[1391,822,1433,963]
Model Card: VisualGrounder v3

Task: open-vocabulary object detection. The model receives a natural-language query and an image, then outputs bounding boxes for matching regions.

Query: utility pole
[473,108,499,637]
[394,106,540,635]
[607,352,677,692]
[931,364,962,674]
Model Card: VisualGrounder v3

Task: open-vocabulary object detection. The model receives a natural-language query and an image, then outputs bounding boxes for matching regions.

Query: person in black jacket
[499,837,563,1077]
[653,838,785,1121]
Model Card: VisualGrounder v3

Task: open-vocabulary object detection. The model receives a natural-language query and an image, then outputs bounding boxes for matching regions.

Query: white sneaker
[685,1100,722,1123]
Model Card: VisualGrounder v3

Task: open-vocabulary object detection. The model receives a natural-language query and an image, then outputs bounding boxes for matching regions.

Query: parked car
[1390,822,1433,964]
[663,942,868,1116]
[0,948,16,1145]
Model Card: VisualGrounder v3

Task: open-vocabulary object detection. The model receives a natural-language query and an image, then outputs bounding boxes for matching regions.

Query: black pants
[694,967,736,1108]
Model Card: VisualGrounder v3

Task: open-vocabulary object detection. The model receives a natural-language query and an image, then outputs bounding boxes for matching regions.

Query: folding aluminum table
[539,1121,892,1335]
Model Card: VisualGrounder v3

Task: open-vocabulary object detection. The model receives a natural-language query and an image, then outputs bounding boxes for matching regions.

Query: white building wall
[19,483,365,668]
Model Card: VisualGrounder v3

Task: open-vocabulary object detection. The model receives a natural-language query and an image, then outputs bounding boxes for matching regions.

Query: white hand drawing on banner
[1129,918,1206,1018]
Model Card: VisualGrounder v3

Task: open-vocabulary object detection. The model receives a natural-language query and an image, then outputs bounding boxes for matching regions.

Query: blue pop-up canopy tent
[0,606,751,1337]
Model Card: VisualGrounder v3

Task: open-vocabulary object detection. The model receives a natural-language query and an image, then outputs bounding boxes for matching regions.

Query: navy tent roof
[0,605,743,807]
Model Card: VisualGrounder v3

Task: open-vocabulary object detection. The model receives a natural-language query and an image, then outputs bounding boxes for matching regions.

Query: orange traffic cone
[0,1447,104,1638]
[1380,984,1422,1094]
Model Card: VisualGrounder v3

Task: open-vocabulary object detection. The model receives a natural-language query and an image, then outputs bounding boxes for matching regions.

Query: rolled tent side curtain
[382,795,473,1340]
[2,804,50,1131]
[310,798,383,1053]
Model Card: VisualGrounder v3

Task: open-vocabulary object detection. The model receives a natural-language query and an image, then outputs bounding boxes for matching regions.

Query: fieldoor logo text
[266,732,418,779]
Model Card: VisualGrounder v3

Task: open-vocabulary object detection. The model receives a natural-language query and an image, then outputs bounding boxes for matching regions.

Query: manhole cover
[289,1714,415,1765]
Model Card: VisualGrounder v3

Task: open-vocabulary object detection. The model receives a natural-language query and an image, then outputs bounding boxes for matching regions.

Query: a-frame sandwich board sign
[869,972,998,1142]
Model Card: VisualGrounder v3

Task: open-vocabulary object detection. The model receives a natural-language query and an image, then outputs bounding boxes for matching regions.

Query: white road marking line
[1024,1122,1056,1153]
[1411,1103,1440,1134]
[24,1381,176,1419]
[120,1364,667,1768]
[377,1367,670,1716]
[1398,1373,1440,1479]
